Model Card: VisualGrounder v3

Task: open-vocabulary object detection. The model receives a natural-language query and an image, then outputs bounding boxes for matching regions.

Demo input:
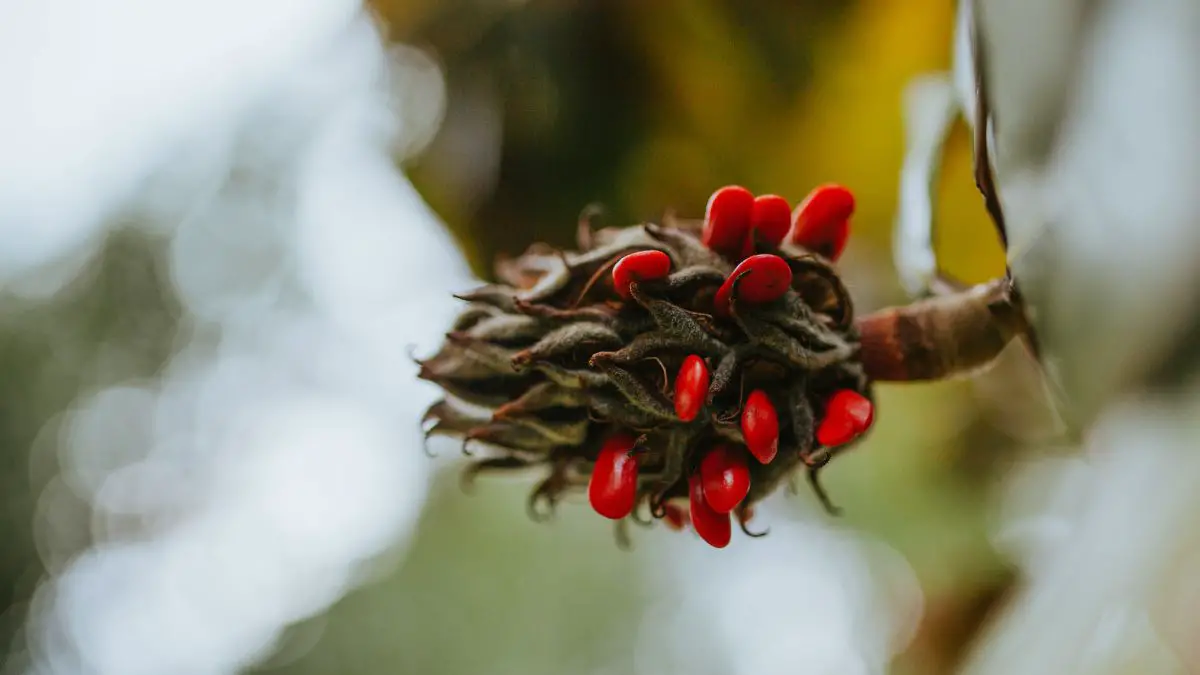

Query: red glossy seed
[612,250,672,299]
[816,390,875,447]
[741,389,780,464]
[701,185,755,257]
[588,433,640,519]
[789,184,854,261]
[713,254,794,315]
[749,194,792,249]
[689,474,732,548]
[674,355,710,422]
[663,502,689,531]
[700,445,751,514]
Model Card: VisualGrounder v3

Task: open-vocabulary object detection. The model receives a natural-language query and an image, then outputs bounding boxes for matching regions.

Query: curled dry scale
[418,168,1033,550]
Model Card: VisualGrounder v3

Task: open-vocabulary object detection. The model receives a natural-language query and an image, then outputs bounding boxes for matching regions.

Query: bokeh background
[0,1,1084,674]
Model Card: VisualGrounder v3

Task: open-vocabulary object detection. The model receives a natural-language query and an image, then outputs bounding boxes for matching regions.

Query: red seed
[689,474,732,548]
[816,389,875,447]
[612,250,672,300]
[741,389,780,464]
[588,433,640,519]
[731,255,793,303]
[789,184,854,261]
[713,254,794,315]
[700,445,751,514]
[701,185,755,258]
[674,355,710,422]
[749,194,791,249]
[663,502,689,531]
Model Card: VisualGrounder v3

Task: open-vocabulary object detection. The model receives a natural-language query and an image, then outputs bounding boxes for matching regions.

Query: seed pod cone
[418,214,874,536]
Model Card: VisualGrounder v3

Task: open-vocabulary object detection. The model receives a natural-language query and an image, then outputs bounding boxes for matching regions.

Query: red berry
[689,474,731,548]
[612,250,672,299]
[741,389,780,464]
[713,254,794,315]
[816,390,875,447]
[588,433,640,519]
[748,194,791,250]
[701,185,755,258]
[663,502,689,531]
[700,445,751,514]
[789,184,854,261]
[674,355,710,422]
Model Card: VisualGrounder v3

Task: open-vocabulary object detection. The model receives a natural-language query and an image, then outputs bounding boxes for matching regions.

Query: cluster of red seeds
[585,185,875,547]
[420,182,877,550]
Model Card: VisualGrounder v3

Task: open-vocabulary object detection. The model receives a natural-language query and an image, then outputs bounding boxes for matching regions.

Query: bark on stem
[856,278,1027,382]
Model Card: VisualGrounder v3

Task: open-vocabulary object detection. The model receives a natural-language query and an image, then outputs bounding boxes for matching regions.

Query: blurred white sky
[0,1,471,673]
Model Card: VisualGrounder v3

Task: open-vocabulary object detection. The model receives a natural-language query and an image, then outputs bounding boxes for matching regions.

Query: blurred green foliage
[0,234,180,667]
[274,471,649,675]
[395,0,1005,283]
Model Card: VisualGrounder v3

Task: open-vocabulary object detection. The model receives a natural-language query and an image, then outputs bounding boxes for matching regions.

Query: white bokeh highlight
[946,1,1200,673]
[0,1,470,674]
[638,502,923,675]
